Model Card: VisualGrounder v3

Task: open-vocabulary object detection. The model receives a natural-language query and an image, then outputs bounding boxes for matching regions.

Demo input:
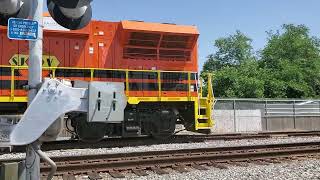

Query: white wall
[213,110,262,133]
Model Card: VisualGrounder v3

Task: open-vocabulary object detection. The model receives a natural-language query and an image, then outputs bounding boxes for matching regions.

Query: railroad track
[3,130,320,153]
[2,141,320,179]
[41,141,320,178]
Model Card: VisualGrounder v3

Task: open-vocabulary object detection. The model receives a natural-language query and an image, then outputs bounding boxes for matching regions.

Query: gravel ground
[64,158,320,180]
[0,124,13,142]
[123,159,320,180]
[1,136,320,160]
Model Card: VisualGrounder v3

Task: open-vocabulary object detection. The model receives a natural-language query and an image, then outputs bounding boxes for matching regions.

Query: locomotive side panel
[1,37,18,97]
[92,21,118,69]
[0,33,4,97]
[0,20,214,137]
[15,40,29,97]
[116,21,199,72]
[0,21,200,100]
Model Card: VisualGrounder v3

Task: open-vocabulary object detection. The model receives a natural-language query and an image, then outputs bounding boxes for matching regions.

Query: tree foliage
[202,24,320,98]
[203,31,254,71]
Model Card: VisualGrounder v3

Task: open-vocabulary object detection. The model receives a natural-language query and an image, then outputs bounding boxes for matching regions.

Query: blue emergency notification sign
[7,18,38,41]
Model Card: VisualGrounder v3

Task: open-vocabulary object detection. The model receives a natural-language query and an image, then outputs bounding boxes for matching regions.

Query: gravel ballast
[1,135,320,180]
[0,124,13,142]
[1,136,320,160]
[119,159,320,180]
[71,159,320,180]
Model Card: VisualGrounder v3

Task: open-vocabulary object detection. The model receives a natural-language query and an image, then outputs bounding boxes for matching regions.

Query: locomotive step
[198,115,209,120]
[197,126,212,129]
[125,126,141,132]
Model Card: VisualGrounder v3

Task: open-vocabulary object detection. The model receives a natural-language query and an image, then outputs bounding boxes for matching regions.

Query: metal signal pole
[5,0,92,179]
[26,0,43,179]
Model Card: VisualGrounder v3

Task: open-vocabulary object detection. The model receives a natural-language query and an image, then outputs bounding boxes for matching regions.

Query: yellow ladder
[196,74,214,131]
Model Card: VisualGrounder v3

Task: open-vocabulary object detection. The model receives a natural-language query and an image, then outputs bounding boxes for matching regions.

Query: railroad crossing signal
[0,0,93,30]
[0,0,94,179]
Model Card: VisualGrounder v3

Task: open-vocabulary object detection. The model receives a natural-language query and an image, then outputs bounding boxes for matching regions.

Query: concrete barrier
[263,117,295,131]
[214,112,320,133]
[235,110,262,132]
[213,110,262,133]
[294,117,320,131]
[213,110,235,133]
[1,162,18,180]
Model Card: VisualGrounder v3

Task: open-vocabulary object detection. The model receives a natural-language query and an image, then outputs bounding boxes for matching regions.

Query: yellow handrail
[199,77,203,98]
[157,70,161,100]
[188,72,191,100]
[0,65,196,73]
[0,65,199,100]
[10,68,15,99]
[125,70,129,96]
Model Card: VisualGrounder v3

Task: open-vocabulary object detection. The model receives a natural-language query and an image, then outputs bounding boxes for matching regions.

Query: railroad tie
[62,174,76,180]
[88,172,103,180]
[132,169,149,176]
[172,165,189,173]
[250,160,270,166]
[191,164,209,170]
[210,163,229,169]
[229,161,249,167]
[109,171,126,178]
[264,159,281,164]
[151,167,169,175]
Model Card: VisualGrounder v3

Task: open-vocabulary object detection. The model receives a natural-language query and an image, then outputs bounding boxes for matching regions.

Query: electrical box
[88,82,127,123]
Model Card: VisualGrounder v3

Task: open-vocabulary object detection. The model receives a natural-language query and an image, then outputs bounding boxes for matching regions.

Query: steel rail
[3,130,320,153]
[2,141,320,177]
[35,141,320,176]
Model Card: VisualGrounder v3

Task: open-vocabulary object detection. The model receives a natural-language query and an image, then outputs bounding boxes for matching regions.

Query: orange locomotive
[0,19,213,139]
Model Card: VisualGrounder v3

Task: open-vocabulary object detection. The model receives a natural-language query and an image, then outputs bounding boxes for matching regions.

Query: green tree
[202,31,264,98]
[203,30,255,71]
[202,24,320,99]
[213,60,264,98]
[260,24,320,98]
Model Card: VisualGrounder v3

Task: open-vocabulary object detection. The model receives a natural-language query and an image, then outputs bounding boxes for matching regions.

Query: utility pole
[26,0,43,179]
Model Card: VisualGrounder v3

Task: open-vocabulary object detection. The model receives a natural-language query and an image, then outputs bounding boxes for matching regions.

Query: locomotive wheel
[151,109,177,139]
[151,123,175,139]
[71,113,109,142]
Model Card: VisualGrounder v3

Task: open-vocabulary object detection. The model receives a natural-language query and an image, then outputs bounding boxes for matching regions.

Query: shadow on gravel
[6,135,207,153]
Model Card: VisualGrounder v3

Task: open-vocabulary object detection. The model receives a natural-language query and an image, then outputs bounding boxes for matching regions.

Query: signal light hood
[0,0,31,26]
[47,0,92,30]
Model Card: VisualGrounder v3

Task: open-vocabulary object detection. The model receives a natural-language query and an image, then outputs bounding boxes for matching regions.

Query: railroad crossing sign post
[6,0,51,179]
[4,0,55,178]
[6,1,58,179]
[2,0,94,179]
[26,0,43,179]
[6,1,45,179]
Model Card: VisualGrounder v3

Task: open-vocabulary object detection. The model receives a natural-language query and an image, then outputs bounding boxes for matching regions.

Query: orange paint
[0,20,199,98]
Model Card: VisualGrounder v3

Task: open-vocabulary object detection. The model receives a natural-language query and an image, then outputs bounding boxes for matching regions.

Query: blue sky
[53,0,320,70]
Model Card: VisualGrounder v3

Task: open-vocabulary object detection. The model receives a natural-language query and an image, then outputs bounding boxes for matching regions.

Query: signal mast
[0,0,93,179]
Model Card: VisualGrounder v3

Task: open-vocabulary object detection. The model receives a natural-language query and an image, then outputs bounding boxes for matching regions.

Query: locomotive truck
[0,18,214,142]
